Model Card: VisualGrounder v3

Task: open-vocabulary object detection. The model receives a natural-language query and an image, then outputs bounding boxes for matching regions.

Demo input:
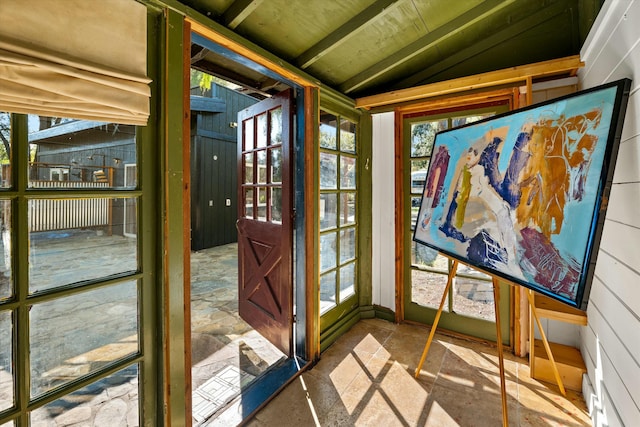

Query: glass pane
[410,162,428,194]
[339,263,356,302]
[28,116,136,190]
[339,228,356,264]
[340,156,356,189]
[269,107,282,146]
[339,193,355,226]
[243,118,254,151]
[413,247,447,271]
[319,193,337,231]
[30,281,138,397]
[257,187,267,221]
[0,310,13,412]
[0,200,11,300]
[244,188,254,219]
[28,197,138,293]
[453,276,495,321]
[451,113,493,128]
[30,364,139,426]
[244,153,253,184]
[411,269,449,311]
[256,113,267,148]
[320,271,336,314]
[270,187,282,223]
[339,119,356,153]
[410,119,447,158]
[270,147,282,183]
[319,153,337,190]
[0,112,11,188]
[410,197,421,228]
[320,232,337,273]
[257,150,267,184]
[319,111,337,150]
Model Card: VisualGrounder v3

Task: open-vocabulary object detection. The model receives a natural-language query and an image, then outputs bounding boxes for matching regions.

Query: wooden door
[237,89,293,356]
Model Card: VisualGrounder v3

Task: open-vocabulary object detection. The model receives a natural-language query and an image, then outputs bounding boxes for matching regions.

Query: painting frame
[412,78,632,310]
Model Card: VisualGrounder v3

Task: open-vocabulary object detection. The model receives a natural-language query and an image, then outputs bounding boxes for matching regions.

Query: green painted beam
[395,0,569,89]
[338,0,517,94]
[223,0,265,29]
[297,0,400,69]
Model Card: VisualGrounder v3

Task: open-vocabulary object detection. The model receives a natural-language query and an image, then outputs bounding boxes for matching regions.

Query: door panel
[237,89,293,356]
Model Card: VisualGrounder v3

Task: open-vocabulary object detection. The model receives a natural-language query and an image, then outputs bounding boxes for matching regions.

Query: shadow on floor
[247,318,591,427]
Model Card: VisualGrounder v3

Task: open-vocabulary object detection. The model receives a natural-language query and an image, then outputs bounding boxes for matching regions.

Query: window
[0,113,153,426]
[319,111,358,315]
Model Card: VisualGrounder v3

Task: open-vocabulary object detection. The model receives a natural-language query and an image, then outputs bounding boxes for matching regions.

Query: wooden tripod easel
[413,259,566,427]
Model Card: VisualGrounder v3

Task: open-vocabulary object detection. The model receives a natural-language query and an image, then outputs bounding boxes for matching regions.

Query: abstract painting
[413,79,631,310]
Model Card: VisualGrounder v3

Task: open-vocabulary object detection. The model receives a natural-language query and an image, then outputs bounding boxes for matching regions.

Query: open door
[237,89,293,356]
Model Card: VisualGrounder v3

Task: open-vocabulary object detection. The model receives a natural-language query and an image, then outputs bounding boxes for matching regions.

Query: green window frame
[318,110,359,326]
[0,112,158,426]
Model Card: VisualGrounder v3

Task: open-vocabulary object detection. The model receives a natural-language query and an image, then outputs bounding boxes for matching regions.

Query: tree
[0,113,10,162]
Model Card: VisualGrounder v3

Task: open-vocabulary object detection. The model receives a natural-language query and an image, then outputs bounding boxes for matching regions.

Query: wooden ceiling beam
[338,0,517,94]
[223,0,264,30]
[395,0,568,89]
[355,55,584,109]
[297,0,399,70]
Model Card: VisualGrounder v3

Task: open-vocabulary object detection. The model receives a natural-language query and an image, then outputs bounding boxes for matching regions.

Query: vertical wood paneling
[578,1,640,425]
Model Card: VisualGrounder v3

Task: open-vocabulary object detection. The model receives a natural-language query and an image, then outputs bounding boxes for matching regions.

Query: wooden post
[414,260,458,378]
[527,290,567,396]
[493,278,508,427]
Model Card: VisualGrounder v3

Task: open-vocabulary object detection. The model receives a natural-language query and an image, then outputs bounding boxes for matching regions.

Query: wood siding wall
[578,1,640,426]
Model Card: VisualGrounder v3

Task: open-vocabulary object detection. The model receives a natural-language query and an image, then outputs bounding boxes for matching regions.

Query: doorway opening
[188,35,303,425]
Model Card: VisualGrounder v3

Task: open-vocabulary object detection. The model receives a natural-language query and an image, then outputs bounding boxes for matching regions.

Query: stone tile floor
[247,318,591,427]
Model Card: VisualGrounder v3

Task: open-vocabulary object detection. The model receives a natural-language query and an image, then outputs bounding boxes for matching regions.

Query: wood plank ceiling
[181,0,603,100]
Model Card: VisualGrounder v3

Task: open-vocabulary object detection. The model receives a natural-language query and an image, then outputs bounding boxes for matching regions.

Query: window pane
[0,310,13,412]
[410,119,447,158]
[319,153,337,189]
[413,247,447,272]
[411,269,449,311]
[340,156,356,189]
[269,107,282,146]
[319,193,337,231]
[453,276,495,321]
[257,187,267,221]
[244,188,254,219]
[30,364,139,426]
[339,263,356,302]
[319,112,337,150]
[28,116,136,190]
[257,150,267,184]
[339,228,356,264]
[320,232,337,273]
[339,193,355,226]
[28,198,138,293]
[0,112,11,188]
[320,271,336,314]
[256,113,267,148]
[243,118,254,151]
[270,147,282,183]
[0,200,11,301]
[339,119,356,153]
[244,153,253,184]
[30,281,138,397]
[270,187,282,223]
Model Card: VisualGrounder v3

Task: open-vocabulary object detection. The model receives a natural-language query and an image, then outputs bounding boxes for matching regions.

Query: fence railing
[29,181,110,232]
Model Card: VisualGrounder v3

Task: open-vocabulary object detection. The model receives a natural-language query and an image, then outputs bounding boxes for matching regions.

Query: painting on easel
[413,79,631,310]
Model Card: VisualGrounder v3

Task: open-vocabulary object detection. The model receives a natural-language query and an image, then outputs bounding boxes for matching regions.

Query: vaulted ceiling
[180,0,603,100]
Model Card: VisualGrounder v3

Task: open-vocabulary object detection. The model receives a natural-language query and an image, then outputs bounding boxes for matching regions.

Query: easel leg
[527,290,567,396]
[493,279,509,427]
[414,260,457,378]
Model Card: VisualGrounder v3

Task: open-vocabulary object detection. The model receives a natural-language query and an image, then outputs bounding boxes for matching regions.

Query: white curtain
[0,0,151,125]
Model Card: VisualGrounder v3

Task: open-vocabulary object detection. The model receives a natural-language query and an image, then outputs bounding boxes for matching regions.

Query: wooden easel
[413,259,566,427]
